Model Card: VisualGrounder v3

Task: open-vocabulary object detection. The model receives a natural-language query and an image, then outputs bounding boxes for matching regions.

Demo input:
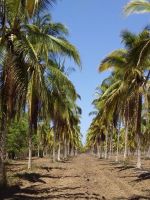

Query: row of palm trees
[0,0,82,188]
[86,0,150,168]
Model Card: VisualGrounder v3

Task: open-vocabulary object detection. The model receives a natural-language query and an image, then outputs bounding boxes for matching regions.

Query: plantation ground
[1,154,150,200]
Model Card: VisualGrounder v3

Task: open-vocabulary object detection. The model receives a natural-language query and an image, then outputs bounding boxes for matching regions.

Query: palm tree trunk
[28,125,32,170]
[136,94,142,169]
[45,147,48,157]
[57,142,61,161]
[52,126,56,162]
[97,143,101,158]
[52,145,56,162]
[109,133,113,158]
[28,76,38,169]
[105,131,108,159]
[147,145,150,158]
[64,138,67,159]
[124,121,128,161]
[116,126,120,162]
[37,145,40,157]
[71,146,74,156]
[137,134,141,168]
[92,145,95,155]
[0,82,8,187]
[144,93,150,159]
[99,145,102,158]
[43,148,45,157]
[75,147,78,156]
[0,113,7,187]
[67,141,70,156]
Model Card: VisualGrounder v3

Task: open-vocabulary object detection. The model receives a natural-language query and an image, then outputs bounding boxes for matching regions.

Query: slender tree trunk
[28,76,38,169]
[75,148,78,156]
[28,126,32,170]
[43,148,45,157]
[97,143,100,158]
[145,93,150,159]
[57,142,61,161]
[0,65,8,187]
[105,131,108,159]
[73,146,77,156]
[101,142,104,158]
[109,133,113,158]
[67,141,70,156]
[136,94,142,169]
[52,145,56,162]
[116,127,120,162]
[73,146,76,156]
[100,145,102,158]
[52,144,56,162]
[147,145,150,158]
[71,146,74,156]
[0,113,7,187]
[52,128,56,162]
[92,145,95,155]
[45,147,48,157]
[124,121,128,161]
[137,134,141,168]
[96,143,100,158]
[37,145,40,158]
[64,138,67,159]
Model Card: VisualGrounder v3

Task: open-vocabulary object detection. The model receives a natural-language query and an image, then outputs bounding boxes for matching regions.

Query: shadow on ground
[0,185,103,200]
[40,166,66,172]
[14,172,81,184]
[114,194,150,200]
[135,172,150,182]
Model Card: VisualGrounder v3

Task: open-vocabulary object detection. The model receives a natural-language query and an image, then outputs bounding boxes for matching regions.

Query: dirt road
[1,154,150,200]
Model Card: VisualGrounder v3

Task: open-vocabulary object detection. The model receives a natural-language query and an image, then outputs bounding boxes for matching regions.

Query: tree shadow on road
[0,185,103,200]
[15,172,47,183]
[40,166,66,172]
[113,194,150,200]
[115,165,135,171]
[135,172,150,182]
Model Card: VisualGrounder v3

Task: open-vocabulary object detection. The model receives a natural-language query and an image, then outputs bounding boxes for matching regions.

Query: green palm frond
[121,30,137,49]
[26,0,56,17]
[124,0,150,15]
[99,49,127,72]
[25,23,81,66]
[46,62,77,100]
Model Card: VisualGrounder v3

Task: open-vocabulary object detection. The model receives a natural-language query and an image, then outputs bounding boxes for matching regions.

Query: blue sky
[51,0,150,143]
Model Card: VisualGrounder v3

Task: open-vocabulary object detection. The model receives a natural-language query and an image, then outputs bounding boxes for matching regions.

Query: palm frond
[124,0,150,15]
[99,49,127,72]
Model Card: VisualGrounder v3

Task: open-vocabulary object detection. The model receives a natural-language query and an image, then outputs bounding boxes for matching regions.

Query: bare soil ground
[1,153,150,200]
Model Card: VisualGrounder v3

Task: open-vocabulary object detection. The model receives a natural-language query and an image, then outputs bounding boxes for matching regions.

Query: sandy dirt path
[1,153,150,200]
